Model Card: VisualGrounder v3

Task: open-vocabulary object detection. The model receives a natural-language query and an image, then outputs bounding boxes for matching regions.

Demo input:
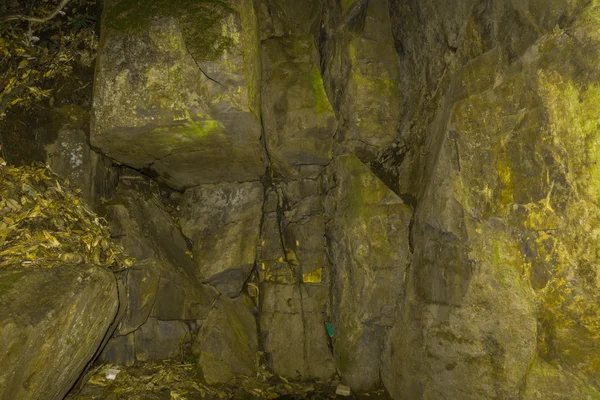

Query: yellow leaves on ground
[0,156,133,270]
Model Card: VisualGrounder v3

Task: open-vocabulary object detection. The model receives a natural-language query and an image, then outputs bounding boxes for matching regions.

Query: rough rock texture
[193,295,258,384]
[260,283,335,380]
[321,0,401,161]
[44,106,118,210]
[381,0,600,398]
[92,0,265,190]
[100,184,216,363]
[261,36,337,178]
[257,0,323,40]
[180,181,263,297]
[0,264,118,400]
[326,154,412,391]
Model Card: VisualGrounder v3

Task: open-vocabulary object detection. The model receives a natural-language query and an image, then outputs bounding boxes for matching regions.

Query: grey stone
[321,0,401,161]
[261,36,337,179]
[0,265,118,400]
[326,154,412,391]
[180,182,263,295]
[92,0,265,190]
[257,0,323,40]
[100,333,135,366]
[193,295,258,384]
[134,318,191,361]
[260,283,335,380]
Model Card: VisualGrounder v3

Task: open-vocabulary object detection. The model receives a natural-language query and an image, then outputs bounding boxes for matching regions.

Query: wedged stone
[116,259,160,335]
[134,318,191,361]
[322,0,401,161]
[257,0,323,40]
[151,269,217,321]
[0,264,119,400]
[92,0,264,190]
[261,36,337,178]
[193,295,258,384]
[45,115,118,209]
[260,283,335,380]
[325,154,412,391]
[180,182,263,296]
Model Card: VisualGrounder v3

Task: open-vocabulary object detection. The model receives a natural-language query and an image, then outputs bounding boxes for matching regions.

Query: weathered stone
[100,333,135,366]
[134,318,191,361]
[0,264,118,400]
[92,0,264,190]
[117,259,160,335]
[261,36,337,178]
[45,125,118,210]
[381,3,600,396]
[193,295,258,384]
[326,154,412,391]
[322,0,401,161]
[260,283,335,380]
[257,0,323,40]
[180,182,263,296]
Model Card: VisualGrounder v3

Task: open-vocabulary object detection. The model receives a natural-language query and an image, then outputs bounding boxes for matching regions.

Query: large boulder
[0,264,118,400]
[261,36,337,179]
[180,181,263,297]
[325,154,413,391]
[92,0,265,190]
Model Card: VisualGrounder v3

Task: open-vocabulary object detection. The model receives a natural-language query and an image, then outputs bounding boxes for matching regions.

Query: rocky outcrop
[0,264,118,400]
[92,0,265,190]
[326,154,412,391]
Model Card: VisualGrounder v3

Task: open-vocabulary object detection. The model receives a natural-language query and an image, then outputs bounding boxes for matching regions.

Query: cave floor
[66,360,391,400]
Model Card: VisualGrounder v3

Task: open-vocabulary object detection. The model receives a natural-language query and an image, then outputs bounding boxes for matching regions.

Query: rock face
[82,0,600,398]
[0,264,118,400]
[326,154,412,391]
[92,0,264,190]
[379,0,600,398]
[261,35,337,178]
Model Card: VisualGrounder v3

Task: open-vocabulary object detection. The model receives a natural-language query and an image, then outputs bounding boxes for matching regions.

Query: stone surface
[44,106,118,210]
[0,264,118,400]
[134,318,191,361]
[257,0,323,40]
[326,154,412,391]
[381,1,600,398]
[193,295,258,384]
[261,36,337,178]
[260,283,335,380]
[116,259,160,335]
[322,0,401,161]
[180,181,263,296]
[92,0,265,190]
[101,187,216,363]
